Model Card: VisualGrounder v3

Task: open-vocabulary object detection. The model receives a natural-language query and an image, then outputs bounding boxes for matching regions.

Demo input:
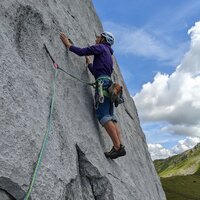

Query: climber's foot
[104,144,126,159]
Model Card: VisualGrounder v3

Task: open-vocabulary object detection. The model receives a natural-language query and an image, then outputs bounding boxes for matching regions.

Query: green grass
[154,144,200,199]
[154,144,200,177]
[195,167,200,175]
[161,175,200,200]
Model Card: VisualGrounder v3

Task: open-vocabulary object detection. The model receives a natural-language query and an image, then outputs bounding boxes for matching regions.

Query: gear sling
[95,76,124,109]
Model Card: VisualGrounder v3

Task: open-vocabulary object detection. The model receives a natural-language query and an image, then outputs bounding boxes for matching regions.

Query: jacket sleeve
[69,44,103,56]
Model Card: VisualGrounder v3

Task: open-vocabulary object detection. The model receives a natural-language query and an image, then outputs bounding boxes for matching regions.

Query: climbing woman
[60,31,126,159]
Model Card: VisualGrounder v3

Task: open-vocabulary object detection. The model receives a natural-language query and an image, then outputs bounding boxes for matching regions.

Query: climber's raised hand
[60,32,72,48]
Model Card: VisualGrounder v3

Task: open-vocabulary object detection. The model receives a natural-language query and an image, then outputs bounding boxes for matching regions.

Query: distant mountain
[154,143,200,177]
[154,143,200,200]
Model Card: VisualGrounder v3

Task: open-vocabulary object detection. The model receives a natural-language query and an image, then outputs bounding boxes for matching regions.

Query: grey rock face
[0,0,166,199]
[0,177,27,200]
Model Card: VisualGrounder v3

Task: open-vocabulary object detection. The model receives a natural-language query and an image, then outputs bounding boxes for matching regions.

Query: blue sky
[92,0,200,159]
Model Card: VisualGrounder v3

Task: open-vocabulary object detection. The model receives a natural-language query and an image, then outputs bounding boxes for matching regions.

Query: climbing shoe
[104,144,126,159]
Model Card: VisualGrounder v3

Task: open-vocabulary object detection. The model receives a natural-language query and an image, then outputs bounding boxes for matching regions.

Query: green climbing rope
[24,68,58,200]
[58,66,95,87]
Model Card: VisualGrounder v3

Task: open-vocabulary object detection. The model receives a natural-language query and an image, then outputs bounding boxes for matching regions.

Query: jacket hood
[105,43,114,55]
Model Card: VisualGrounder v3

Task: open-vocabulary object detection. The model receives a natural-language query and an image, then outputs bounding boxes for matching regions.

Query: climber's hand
[60,32,72,48]
[85,56,92,65]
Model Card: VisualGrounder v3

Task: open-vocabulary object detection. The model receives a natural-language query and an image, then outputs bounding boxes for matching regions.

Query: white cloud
[178,21,200,75]
[148,143,174,160]
[171,136,200,154]
[104,21,187,65]
[148,136,200,160]
[162,124,200,137]
[134,21,200,137]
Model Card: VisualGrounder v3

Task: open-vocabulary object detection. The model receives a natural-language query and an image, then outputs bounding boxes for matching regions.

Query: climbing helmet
[101,31,115,46]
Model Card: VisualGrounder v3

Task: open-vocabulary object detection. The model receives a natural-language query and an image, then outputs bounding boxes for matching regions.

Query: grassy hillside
[161,175,200,200]
[154,143,200,199]
[154,143,200,177]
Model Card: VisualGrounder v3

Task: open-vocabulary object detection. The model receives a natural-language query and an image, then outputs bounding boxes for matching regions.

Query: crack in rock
[14,5,44,62]
[0,189,15,200]
[65,145,114,200]
[67,10,77,21]
[0,176,30,200]
[124,107,134,121]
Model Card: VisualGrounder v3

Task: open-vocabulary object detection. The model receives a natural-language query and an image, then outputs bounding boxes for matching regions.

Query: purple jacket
[69,43,114,79]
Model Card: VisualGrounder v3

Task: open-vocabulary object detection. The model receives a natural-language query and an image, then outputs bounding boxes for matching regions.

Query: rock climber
[60,31,126,159]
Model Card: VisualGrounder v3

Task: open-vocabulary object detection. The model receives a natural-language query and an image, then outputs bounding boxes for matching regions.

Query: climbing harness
[94,76,111,109]
[24,64,58,200]
[97,80,104,103]
[94,76,124,108]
